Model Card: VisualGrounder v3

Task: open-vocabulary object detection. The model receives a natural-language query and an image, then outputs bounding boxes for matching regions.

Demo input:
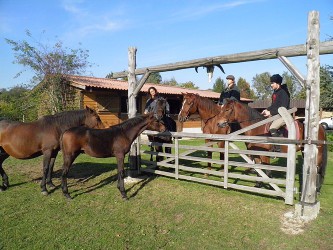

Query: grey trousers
[270,117,286,130]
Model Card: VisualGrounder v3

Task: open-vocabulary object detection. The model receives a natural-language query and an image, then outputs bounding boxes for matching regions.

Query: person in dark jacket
[218,75,240,105]
[144,86,170,114]
[261,74,290,151]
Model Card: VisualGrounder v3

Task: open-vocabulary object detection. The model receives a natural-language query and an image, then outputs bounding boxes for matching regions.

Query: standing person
[261,74,290,152]
[144,86,170,115]
[218,75,240,105]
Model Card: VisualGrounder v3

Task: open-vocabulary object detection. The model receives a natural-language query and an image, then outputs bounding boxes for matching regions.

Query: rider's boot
[269,128,281,152]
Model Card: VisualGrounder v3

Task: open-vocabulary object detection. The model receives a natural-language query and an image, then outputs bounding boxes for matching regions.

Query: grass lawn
[0,139,332,249]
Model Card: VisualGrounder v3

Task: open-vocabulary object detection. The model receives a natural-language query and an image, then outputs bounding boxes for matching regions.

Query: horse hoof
[47,183,56,188]
[41,191,49,196]
[254,182,263,188]
[64,194,73,200]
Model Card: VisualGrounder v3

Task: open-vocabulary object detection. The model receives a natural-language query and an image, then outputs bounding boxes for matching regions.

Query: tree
[178,81,199,89]
[252,72,271,100]
[0,85,37,121]
[237,77,256,99]
[319,65,333,110]
[6,30,92,114]
[147,72,162,84]
[161,77,178,86]
[212,77,225,93]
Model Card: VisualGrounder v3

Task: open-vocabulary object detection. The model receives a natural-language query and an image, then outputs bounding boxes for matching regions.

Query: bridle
[179,99,194,121]
[152,97,166,121]
[217,103,235,128]
[218,101,265,128]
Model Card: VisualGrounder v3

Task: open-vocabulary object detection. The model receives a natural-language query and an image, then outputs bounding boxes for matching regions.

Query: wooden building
[67,75,221,129]
[67,75,306,130]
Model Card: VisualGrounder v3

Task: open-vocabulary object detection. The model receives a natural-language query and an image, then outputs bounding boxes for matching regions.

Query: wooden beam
[302,11,320,206]
[111,41,333,78]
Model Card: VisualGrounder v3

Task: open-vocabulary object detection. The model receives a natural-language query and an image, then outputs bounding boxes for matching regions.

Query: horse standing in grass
[0,107,104,195]
[60,113,165,200]
[148,97,177,162]
[217,99,327,190]
[178,93,230,168]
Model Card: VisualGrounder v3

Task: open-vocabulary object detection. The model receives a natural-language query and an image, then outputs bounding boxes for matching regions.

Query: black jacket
[218,85,240,105]
[267,87,290,116]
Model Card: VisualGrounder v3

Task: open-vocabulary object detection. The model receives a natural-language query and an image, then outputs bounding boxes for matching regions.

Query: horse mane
[196,95,220,114]
[116,115,148,131]
[237,101,264,121]
[40,109,86,127]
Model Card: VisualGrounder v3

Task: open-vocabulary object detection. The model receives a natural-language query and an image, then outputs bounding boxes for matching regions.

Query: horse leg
[0,151,10,191]
[218,141,225,170]
[254,156,271,188]
[61,153,77,200]
[156,146,163,162]
[40,151,53,196]
[150,145,154,162]
[46,151,58,188]
[116,156,128,200]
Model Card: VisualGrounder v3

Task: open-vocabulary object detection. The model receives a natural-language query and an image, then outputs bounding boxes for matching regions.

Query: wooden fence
[137,107,298,205]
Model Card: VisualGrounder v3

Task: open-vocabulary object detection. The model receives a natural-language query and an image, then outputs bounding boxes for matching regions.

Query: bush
[327,132,333,152]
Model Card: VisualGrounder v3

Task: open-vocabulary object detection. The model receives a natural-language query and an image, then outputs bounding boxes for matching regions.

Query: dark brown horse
[0,107,104,195]
[148,97,177,162]
[217,99,327,190]
[60,113,165,200]
[178,93,230,168]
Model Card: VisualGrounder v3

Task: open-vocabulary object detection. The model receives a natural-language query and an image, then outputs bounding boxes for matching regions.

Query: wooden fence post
[127,47,139,177]
[295,11,321,219]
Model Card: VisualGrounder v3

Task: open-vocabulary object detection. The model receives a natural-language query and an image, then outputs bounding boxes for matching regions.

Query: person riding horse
[261,74,290,152]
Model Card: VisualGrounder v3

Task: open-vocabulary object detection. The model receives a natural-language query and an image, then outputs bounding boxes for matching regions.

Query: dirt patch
[280,211,308,235]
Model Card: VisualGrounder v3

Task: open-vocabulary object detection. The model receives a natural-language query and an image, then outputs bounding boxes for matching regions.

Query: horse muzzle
[217,121,229,128]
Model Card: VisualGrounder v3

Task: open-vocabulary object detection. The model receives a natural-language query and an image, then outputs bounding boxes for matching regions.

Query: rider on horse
[261,74,290,152]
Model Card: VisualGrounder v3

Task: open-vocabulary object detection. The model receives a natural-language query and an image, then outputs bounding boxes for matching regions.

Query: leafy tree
[161,77,178,86]
[237,77,256,99]
[212,77,225,93]
[147,72,162,84]
[319,65,333,110]
[6,30,92,114]
[252,72,271,100]
[0,85,37,121]
[178,81,199,89]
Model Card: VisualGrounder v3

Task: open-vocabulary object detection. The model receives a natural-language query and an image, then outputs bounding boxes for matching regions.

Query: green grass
[0,140,332,249]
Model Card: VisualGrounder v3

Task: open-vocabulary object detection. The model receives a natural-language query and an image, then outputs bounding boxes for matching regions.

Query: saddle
[264,121,301,140]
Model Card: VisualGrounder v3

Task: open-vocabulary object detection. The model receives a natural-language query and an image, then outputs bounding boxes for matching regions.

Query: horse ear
[85,106,94,113]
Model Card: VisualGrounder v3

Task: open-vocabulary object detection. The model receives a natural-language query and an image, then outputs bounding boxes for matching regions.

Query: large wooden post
[295,11,320,219]
[127,47,138,176]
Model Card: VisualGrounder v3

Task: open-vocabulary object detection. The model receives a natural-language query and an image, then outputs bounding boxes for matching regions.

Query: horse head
[178,93,198,122]
[146,112,167,133]
[84,106,105,129]
[217,99,236,128]
[153,97,167,121]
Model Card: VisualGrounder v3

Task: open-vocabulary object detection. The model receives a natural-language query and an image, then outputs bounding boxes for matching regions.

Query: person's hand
[261,109,271,117]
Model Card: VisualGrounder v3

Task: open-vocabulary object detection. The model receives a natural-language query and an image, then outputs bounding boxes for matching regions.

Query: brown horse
[217,99,327,190]
[178,93,230,168]
[60,113,165,200]
[148,97,177,162]
[0,107,104,195]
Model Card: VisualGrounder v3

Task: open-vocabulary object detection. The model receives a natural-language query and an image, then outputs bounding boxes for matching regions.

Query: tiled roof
[67,75,221,98]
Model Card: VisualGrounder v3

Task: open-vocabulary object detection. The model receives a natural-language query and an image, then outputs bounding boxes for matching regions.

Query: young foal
[60,113,165,200]
[0,107,104,195]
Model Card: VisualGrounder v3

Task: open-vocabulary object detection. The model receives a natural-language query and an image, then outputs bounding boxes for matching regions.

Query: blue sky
[1,0,332,90]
